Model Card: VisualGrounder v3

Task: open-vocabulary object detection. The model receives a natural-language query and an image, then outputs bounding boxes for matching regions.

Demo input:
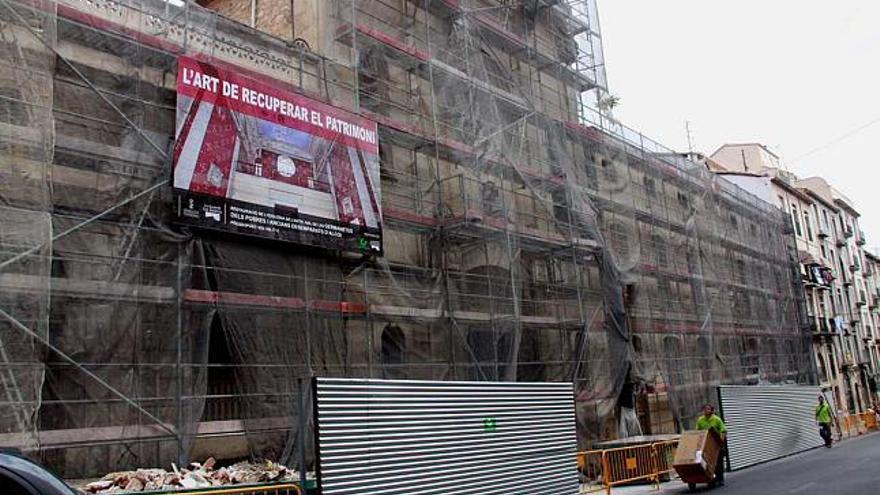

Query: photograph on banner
[172,56,382,253]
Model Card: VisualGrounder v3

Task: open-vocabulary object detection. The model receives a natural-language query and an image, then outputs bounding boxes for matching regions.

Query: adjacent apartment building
[712,143,879,415]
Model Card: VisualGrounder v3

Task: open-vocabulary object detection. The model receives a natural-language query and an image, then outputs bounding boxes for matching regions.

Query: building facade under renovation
[0,0,814,477]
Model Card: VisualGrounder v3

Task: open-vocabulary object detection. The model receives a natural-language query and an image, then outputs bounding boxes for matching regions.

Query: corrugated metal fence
[719,385,823,471]
[314,378,579,495]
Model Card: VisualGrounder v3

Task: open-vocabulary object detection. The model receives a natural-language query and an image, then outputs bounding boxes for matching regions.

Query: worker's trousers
[819,422,832,447]
[715,445,726,483]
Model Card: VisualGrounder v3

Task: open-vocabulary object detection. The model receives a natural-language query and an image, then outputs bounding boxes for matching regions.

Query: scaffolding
[0,0,814,479]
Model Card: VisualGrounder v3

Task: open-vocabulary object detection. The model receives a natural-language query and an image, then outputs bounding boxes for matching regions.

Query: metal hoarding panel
[719,385,823,471]
[314,378,579,495]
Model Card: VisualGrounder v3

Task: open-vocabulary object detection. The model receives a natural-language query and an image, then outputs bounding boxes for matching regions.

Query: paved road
[656,433,880,495]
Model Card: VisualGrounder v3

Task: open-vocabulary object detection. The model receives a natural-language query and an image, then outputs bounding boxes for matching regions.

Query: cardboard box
[673,429,723,484]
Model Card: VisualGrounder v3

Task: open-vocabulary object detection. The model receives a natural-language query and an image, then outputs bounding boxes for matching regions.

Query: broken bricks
[80,458,299,493]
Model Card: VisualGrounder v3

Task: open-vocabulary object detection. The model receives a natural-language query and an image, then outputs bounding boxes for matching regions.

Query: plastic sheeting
[0,0,814,479]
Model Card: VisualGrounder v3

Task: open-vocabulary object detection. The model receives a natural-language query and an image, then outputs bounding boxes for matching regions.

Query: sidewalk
[597,480,685,494]
[581,481,682,495]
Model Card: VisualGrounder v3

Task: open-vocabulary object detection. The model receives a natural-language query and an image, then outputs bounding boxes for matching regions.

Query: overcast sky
[598,0,880,252]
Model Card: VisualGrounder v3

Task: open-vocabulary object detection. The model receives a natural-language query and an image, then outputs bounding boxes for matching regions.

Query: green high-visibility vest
[696,414,727,436]
[816,403,832,424]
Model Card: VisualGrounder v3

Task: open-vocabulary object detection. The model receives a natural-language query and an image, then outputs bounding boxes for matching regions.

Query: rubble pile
[81,458,298,493]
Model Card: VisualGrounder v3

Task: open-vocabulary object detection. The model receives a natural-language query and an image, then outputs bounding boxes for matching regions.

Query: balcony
[812,318,832,335]
[844,225,855,238]
[850,262,861,273]
[836,238,846,248]
[857,229,867,246]
[817,228,830,239]
[828,317,843,333]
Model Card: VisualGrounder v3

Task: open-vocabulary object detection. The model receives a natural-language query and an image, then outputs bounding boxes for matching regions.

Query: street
[656,433,880,495]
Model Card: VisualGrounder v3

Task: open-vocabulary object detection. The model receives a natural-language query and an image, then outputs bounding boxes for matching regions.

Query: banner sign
[172,56,382,253]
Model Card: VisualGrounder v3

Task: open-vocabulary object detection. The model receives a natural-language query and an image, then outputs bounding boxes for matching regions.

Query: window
[357,46,390,112]
[677,192,689,208]
[652,234,667,267]
[790,204,802,237]
[601,158,618,182]
[632,335,643,354]
[735,259,747,284]
[804,210,813,241]
[657,278,671,302]
[643,176,657,197]
[663,336,682,356]
[381,325,405,379]
[0,89,29,127]
[609,222,630,261]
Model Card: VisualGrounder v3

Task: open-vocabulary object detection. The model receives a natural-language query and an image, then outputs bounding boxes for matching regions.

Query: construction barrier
[653,440,678,479]
[577,440,679,495]
[577,449,606,493]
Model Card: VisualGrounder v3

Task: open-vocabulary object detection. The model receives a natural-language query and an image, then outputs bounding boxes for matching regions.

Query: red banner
[177,56,378,154]
[173,56,383,254]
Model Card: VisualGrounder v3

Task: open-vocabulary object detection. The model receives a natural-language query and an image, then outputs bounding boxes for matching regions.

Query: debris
[179,472,210,489]
[124,477,144,492]
[79,459,298,493]
[83,480,113,492]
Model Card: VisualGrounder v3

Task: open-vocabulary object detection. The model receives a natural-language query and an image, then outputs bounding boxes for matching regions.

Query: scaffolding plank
[0,417,293,449]
[183,289,306,309]
[384,207,438,228]
[0,274,175,302]
[336,23,429,63]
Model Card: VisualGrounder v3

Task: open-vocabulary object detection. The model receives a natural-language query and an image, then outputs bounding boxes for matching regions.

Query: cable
[791,115,880,161]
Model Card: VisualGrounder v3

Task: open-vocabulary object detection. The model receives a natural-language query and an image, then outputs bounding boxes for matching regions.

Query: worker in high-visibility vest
[695,404,727,486]
[816,396,834,448]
